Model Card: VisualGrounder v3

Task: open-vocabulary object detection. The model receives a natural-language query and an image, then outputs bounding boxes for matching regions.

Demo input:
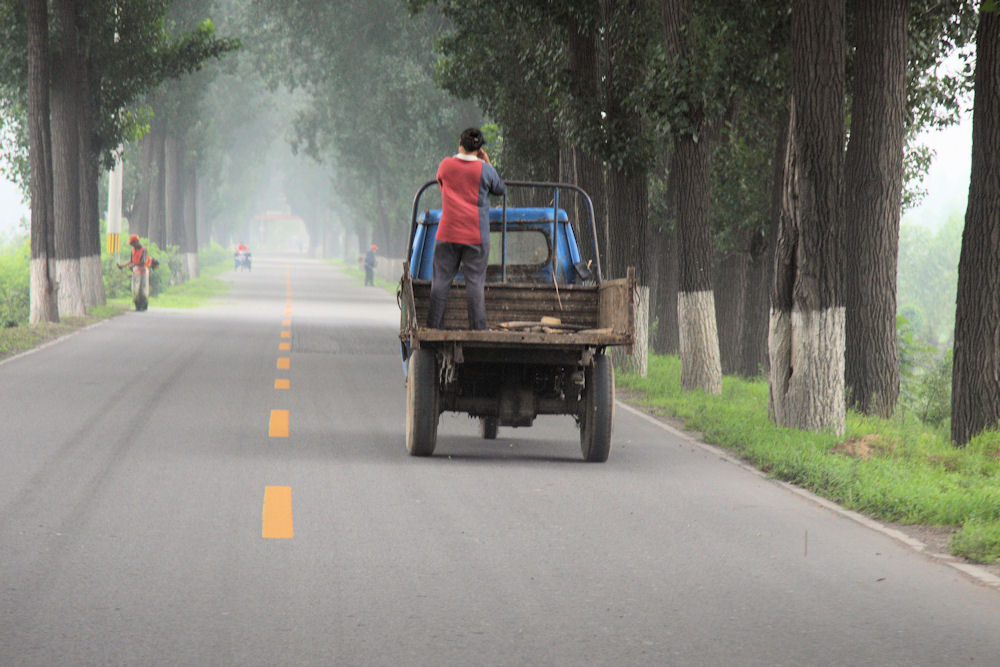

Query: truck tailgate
[399,265,635,348]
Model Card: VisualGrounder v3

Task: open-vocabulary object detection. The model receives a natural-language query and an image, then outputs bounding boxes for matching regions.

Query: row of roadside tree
[4,1,999,446]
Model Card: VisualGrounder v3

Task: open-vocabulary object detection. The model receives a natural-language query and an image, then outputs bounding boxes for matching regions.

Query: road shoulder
[616,395,1000,590]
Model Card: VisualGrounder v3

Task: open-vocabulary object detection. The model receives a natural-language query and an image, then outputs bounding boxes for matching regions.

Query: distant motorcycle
[234,250,252,271]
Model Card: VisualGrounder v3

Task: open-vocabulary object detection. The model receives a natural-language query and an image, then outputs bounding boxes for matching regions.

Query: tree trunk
[26,0,58,323]
[147,118,167,248]
[183,166,199,279]
[661,0,722,392]
[715,251,747,376]
[50,0,84,316]
[372,168,392,255]
[844,0,907,417]
[738,107,787,379]
[78,57,104,308]
[564,17,608,273]
[739,229,770,378]
[128,132,153,238]
[195,175,209,250]
[650,226,679,355]
[164,131,185,282]
[674,135,722,393]
[572,148,607,274]
[768,0,847,434]
[951,9,1000,446]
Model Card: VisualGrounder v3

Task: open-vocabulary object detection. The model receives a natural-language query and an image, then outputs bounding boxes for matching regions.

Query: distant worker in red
[364,244,378,286]
[120,234,152,311]
[426,127,506,330]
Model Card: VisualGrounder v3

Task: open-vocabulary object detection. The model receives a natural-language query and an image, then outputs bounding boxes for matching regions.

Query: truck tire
[479,416,499,440]
[405,348,439,456]
[580,353,614,462]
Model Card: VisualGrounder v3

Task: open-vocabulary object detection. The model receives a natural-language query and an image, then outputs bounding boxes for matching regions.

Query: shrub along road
[1,255,999,664]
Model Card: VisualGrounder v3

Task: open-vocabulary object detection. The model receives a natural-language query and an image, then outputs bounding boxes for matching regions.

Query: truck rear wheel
[406,348,439,456]
[479,416,498,440]
[580,353,614,462]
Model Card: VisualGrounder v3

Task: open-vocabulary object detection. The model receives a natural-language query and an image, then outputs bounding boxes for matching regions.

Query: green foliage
[425,1,558,179]
[0,233,29,327]
[245,0,480,256]
[0,235,231,332]
[897,214,962,348]
[197,241,231,268]
[952,517,1000,563]
[619,354,1000,564]
[897,315,953,426]
[0,0,240,191]
[102,237,176,297]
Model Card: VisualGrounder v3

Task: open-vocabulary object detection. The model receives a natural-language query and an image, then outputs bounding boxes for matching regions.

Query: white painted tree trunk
[678,290,722,393]
[56,257,85,316]
[768,306,846,434]
[30,258,58,323]
[184,252,199,280]
[80,254,104,307]
[612,285,649,377]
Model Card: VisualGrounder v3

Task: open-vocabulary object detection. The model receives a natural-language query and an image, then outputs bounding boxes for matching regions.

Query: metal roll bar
[406,180,603,284]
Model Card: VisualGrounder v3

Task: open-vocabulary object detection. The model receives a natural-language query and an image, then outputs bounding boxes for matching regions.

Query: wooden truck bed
[399,265,635,349]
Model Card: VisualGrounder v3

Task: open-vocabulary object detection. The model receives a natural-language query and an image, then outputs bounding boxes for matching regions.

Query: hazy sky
[903,112,973,230]
[0,173,27,237]
[0,114,976,239]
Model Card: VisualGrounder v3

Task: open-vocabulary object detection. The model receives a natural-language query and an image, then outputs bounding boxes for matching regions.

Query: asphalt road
[2,255,1000,666]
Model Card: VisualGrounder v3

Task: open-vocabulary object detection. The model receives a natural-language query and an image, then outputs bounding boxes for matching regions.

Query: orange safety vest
[131,246,150,270]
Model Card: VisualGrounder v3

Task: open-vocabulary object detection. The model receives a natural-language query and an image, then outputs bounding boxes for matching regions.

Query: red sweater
[435,155,505,245]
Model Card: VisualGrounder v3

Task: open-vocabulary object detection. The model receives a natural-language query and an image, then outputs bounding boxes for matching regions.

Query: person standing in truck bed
[426,127,506,330]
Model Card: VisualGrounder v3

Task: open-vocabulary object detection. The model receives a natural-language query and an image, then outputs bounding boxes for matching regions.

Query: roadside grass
[0,303,130,360]
[332,258,399,292]
[1,256,231,362]
[617,354,1000,564]
[145,260,231,309]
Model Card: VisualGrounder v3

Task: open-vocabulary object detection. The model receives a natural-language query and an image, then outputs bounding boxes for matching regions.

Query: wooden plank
[597,272,635,338]
[404,326,631,347]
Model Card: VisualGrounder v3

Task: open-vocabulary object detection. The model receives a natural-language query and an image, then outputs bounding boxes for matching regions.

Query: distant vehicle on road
[398,181,635,462]
[234,249,252,271]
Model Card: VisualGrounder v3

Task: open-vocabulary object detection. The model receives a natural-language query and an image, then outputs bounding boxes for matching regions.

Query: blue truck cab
[408,207,591,286]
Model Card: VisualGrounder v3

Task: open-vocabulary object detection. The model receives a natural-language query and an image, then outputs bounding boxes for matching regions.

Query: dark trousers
[364,266,374,285]
[427,241,489,330]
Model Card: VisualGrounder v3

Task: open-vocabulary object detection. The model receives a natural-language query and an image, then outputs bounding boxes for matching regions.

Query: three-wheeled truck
[398,181,635,462]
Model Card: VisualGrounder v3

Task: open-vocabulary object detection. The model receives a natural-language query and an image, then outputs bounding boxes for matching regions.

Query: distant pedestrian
[364,244,378,286]
[426,127,506,330]
[119,234,152,311]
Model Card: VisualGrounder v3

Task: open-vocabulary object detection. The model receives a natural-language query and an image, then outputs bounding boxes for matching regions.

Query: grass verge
[0,303,130,360]
[146,261,230,308]
[1,259,231,362]
[617,354,1000,564]
[331,258,399,292]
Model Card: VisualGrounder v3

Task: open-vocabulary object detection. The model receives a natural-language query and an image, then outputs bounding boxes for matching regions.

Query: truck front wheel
[580,353,614,462]
[406,348,439,456]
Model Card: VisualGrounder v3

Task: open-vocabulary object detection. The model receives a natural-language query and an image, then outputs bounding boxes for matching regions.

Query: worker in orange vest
[120,234,152,311]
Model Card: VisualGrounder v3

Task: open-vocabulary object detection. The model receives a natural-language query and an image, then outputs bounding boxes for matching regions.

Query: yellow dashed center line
[264,272,294,539]
[269,409,289,437]
[262,486,293,538]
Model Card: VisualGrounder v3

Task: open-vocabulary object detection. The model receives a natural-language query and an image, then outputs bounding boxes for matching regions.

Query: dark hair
[460,127,485,152]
